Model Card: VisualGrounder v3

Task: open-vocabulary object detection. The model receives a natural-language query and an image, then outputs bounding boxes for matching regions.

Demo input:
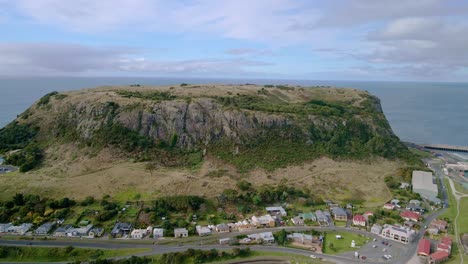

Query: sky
[1,0,468,81]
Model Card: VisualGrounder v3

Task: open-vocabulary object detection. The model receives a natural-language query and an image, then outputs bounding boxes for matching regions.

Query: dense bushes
[0,122,38,152]
[117,90,177,101]
[152,195,205,216]
[37,91,59,106]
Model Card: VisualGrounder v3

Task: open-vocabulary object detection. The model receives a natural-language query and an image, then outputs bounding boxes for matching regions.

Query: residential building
[371,224,382,235]
[287,233,323,251]
[215,223,230,233]
[331,207,347,221]
[54,225,73,237]
[381,224,414,244]
[66,224,93,237]
[251,214,275,227]
[89,228,104,238]
[299,212,316,222]
[131,229,149,239]
[400,211,421,222]
[196,225,211,236]
[174,228,188,238]
[383,203,396,210]
[111,222,133,238]
[352,214,366,226]
[7,223,33,235]
[412,170,438,202]
[391,199,400,205]
[429,251,449,264]
[430,219,448,231]
[315,210,328,223]
[153,228,164,238]
[0,223,12,233]
[230,220,255,231]
[291,216,304,226]
[248,232,275,244]
[35,222,55,235]
[400,182,410,189]
[404,220,416,229]
[265,207,287,216]
[437,237,452,253]
[417,238,431,256]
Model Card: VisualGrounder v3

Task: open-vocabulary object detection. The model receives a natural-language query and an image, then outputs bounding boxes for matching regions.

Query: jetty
[422,144,468,153]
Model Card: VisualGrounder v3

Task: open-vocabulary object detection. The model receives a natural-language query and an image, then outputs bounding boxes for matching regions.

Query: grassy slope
[0,246,149,262]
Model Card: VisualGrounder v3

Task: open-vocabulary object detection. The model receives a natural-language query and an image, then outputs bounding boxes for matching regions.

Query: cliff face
[1,84,415,172]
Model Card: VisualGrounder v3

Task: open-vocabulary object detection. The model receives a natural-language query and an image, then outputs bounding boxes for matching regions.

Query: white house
[174,228,188,238]
[381,224,415,244]
[131,229,148,239]
[371,224,383,235]
[251,214,275,227]
[7,223,33,235]
[265,206,287,216]
[248,232,275,244]
[0,223,12,233]
[196,225,211,236]
[153,228,164,238]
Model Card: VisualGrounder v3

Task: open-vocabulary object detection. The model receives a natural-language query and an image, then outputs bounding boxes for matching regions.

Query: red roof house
[353,214,366,226]
[437,236,452,253]
[400,210,420,222]
[417,238,431,256]
[429,250,449,264]
[383,203,395,210]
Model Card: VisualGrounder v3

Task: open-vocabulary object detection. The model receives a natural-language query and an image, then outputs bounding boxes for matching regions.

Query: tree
[277,229,287,246]
[12,193,24,206]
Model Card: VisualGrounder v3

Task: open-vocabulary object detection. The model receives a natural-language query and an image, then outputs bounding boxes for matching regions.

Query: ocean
[0,77,467,146]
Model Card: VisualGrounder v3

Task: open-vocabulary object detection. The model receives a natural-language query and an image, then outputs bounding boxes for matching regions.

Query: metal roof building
[412,170,438,202]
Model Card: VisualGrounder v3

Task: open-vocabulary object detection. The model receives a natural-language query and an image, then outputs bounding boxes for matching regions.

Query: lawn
[453,181,468,195]
[323,231,370,255]
[459,197,468,234]
[0,246,150,262]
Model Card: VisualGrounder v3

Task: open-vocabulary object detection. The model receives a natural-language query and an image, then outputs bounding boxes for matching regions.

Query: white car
[373,245,377,248]
[310,255,317,259]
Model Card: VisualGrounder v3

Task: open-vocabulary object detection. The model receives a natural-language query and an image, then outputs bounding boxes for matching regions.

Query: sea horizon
[1,77,467,147]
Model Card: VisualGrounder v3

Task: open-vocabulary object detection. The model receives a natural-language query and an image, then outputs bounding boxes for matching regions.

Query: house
[437,237,452,253]
[174,228,188,238]
[153,228,164,238]
[231,220,255,231]
[248,232,275,244]
[371,224,382,235]
[400,211,421,222]
[352,214,366,226]
[331,207,347,221]
[131,229,149,239]
[381,224,414,244]
[265,206,287,216]
[54,224,73,237]
[363,212,374,220]
[0,223,12,233]
[287,233,323,251]
[7,223,33,235]
[35,222,55,235]
[215,223,230,233]
[429,251,449,264]
[89,227,104,238]
[383,203,396,210]
[111,222,133,238]
[406,203,425,213]
[299,212,316,222]
[251,215,275,228]
[417,238,431,256]
[66,224,93,237]
[430,219,448,231]
[291,216,304,226]
[315,210,328,223]
[196,225,211,236]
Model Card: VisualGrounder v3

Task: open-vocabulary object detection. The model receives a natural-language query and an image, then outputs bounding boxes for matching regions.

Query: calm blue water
[0,77,467,146]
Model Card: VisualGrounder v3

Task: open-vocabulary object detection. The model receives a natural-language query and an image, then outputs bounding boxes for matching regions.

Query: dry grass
[0,141,399,207]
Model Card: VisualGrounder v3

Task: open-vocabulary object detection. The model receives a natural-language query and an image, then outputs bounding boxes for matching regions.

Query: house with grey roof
[35,222,56,235]
[54,224,73,237]
[111,222,133,238]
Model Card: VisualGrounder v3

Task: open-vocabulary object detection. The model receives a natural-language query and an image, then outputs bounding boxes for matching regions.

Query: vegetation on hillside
[0,122,42,172]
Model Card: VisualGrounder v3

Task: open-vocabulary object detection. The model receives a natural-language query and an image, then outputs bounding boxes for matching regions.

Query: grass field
[0,246,149,262]
[322,231,369,255]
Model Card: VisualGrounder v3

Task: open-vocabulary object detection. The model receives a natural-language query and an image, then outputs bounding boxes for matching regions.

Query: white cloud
[0,43,271,76]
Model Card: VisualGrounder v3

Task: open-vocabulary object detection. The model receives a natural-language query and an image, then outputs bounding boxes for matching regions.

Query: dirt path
[447,177,467,264]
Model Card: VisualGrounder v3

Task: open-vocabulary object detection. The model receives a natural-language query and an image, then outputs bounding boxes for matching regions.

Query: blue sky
[1,0,468,81]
